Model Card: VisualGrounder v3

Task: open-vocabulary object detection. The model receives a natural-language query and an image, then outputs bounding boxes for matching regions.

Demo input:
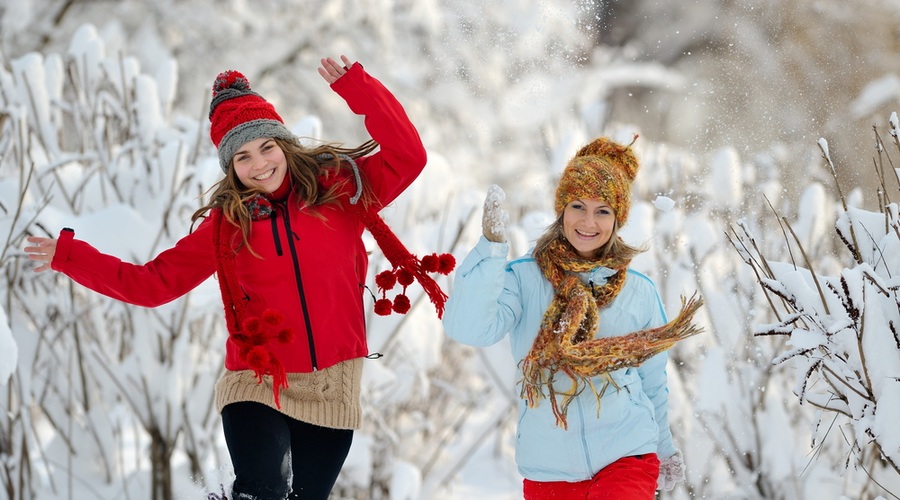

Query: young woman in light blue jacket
[442,136,703,499]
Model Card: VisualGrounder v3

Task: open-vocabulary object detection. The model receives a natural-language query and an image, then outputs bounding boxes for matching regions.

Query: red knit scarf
[211,208,291,407]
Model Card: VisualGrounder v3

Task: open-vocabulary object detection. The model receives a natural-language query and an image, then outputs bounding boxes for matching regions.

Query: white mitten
[657,450,685,491]
[482,185,509,243]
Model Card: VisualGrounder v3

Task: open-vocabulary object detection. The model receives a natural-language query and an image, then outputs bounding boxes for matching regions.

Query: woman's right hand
[24,236,58,272]
[482,185,509,243]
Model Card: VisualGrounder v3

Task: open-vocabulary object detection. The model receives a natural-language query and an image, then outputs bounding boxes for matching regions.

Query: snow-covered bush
[4,4,899,499]
[0,21,529,500]
[732,114,900,499]
[0,24,224,500]
[623,134,848,500]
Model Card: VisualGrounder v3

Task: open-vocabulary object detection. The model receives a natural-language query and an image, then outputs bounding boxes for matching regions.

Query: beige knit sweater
[215,358,362,430]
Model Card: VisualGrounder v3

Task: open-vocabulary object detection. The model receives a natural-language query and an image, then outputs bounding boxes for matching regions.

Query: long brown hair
[532,212,645,264]
[191,136,379,249]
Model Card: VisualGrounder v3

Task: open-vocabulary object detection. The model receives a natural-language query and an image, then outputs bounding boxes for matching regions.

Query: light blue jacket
[443,236,677,481]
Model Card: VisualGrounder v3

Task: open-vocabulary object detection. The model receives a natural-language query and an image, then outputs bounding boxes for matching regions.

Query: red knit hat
[554,135,640,227]
[209,70,295,172]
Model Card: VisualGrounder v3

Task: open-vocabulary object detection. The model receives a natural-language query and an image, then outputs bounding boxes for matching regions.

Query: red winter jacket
[51,63,426,374]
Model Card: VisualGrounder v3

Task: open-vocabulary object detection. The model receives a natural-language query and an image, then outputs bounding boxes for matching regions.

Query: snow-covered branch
[735,117,900,495]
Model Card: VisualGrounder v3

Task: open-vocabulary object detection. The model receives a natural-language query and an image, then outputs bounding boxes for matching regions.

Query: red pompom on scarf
[318,154,456,319]
[357,205,455,318]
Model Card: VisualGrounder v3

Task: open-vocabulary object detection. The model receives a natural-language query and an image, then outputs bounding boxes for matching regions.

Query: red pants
[523,454,660,500]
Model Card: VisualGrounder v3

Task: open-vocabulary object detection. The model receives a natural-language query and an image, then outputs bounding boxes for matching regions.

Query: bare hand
[24,236,58,272]
[317,55,354,84]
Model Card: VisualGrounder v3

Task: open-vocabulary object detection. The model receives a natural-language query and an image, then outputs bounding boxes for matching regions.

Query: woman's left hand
[657,450,685,491]
[318,55,354,84]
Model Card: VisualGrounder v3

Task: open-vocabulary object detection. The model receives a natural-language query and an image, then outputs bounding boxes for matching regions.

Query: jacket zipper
[270,215,282,256]
[274,201,318,370]
[576,396,594,475]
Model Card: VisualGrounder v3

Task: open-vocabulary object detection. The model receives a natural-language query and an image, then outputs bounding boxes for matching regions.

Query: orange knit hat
[554,135,640,227]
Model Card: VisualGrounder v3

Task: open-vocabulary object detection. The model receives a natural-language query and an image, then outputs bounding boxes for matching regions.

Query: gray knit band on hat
[217,119,295,172]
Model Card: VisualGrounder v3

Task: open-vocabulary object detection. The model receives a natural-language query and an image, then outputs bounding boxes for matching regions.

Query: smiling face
[562,198,616,258]
[231,137,288,193]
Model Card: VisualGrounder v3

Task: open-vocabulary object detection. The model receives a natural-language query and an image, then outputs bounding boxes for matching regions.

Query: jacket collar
[586,266,618,285]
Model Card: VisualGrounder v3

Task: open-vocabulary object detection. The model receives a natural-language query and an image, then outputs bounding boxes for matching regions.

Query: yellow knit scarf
[523,238,703,429]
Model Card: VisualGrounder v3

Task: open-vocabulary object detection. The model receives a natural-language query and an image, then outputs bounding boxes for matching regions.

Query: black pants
[221,402,353,500]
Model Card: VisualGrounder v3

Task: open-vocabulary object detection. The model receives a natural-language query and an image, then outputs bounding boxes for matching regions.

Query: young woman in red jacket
[24,55,452,500]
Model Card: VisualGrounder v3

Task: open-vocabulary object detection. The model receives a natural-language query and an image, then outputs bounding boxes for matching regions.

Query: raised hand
[482,184,509,243]
[317,55,354,84]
